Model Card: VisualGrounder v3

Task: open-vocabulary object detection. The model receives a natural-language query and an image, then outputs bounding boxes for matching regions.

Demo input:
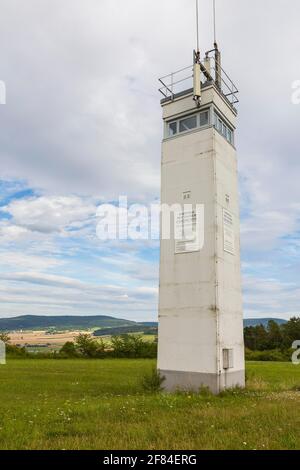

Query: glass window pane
[179,115,197,132]
[222,123,227,137]
[169,122,177,136]
[214,113,218,128]
[200,111,209,127]
[218,118,222,132]
[228,129,233,144]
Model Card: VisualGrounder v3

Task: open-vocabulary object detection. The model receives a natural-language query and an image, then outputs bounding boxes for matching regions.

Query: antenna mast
[213,0,222,89]
[193,0,202,106]
[213,0,217,45]
[196,0,200,53]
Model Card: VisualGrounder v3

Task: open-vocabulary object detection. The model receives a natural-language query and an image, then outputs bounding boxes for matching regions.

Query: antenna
[194,0,217,106]
[193,0,201,106]
[213,0,217,46]
[213,0,221,88]
[196,0,200,52]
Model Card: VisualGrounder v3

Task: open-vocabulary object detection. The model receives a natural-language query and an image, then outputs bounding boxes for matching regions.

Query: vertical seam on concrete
[157,142,164,367]
[213,130,221,392]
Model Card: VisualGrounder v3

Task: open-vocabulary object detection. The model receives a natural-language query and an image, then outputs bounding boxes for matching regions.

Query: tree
[244,327,257,350]
[0,333,10,345]
[60,342,78,358]
[111,334,157,359]
[244,325,268,351]
[266,320,283,350]
[111,334,144,358]
[75,334,100,358]
[281,317,300,348]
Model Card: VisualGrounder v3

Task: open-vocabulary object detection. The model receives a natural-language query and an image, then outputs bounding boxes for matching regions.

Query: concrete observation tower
[157,1,245,393]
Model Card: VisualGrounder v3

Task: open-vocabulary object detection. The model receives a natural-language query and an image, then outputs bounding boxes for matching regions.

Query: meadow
[0,359,299,450]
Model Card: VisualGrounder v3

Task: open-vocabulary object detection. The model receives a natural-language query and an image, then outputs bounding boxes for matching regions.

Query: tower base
[159,369,245,395]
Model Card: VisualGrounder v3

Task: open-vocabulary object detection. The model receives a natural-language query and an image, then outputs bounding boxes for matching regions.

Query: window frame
[179,114,198,133]
[165,108,211,139]
[213,110,235,146]
[199,110,209,127]
[168,121,178,137]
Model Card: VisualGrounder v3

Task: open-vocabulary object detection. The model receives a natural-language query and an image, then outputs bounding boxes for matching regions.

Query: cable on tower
[193,0,202,106]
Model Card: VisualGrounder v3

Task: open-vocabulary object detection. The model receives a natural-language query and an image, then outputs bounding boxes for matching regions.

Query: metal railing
[159,56,239,107]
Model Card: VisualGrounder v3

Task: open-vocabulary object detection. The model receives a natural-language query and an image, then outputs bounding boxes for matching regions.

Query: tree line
[244,318,300,351]
[0,332,158,359]
[244,317,300,361]
[1,317,299,362]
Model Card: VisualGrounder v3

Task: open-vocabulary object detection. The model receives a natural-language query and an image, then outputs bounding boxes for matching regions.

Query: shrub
[75,334,101,358]
[59,342,79,358]
[6,344,28,358]
[0,333,10,344]
[245,348,291,362]
[141,367,165,393]
[111,335,157,359]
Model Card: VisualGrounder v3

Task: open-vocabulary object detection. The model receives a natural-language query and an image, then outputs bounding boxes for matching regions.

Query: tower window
[214,111,234,145]
[179,115,197,133]
[200,111,209,127]
[218,118,223,133]
[165,109,210,139]
[222,123,227,137]
[168,121,177,136]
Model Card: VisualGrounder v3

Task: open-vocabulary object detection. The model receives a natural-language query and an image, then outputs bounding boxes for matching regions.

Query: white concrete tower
[157,37,245,393]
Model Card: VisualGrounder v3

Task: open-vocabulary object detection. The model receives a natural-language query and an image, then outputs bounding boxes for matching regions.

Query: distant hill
[139,322,158,327]
[0,315,136,332]
[244,318,287,328]
[0,314,288,333]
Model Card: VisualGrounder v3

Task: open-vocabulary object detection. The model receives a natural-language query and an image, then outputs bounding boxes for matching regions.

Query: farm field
[0,359,299,450]
[8,330,156,352]
[9,330,86,351]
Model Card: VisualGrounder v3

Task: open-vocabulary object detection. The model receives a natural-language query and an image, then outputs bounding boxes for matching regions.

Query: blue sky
[0,179,160,320]
[0,0,300,320]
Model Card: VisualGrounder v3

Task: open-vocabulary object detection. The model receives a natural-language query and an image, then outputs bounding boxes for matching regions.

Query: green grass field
[0,359,299,450]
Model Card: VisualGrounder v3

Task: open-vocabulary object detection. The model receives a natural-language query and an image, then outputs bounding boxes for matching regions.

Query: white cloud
[243,274,300,319]
[0,223,29,242]
[2,195,97,234]
[0,251,63,271]
[0,271,158,320]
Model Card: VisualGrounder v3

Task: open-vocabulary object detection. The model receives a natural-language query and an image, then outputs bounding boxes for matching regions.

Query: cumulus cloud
[2,195,97,234]
[0,251,63,271]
